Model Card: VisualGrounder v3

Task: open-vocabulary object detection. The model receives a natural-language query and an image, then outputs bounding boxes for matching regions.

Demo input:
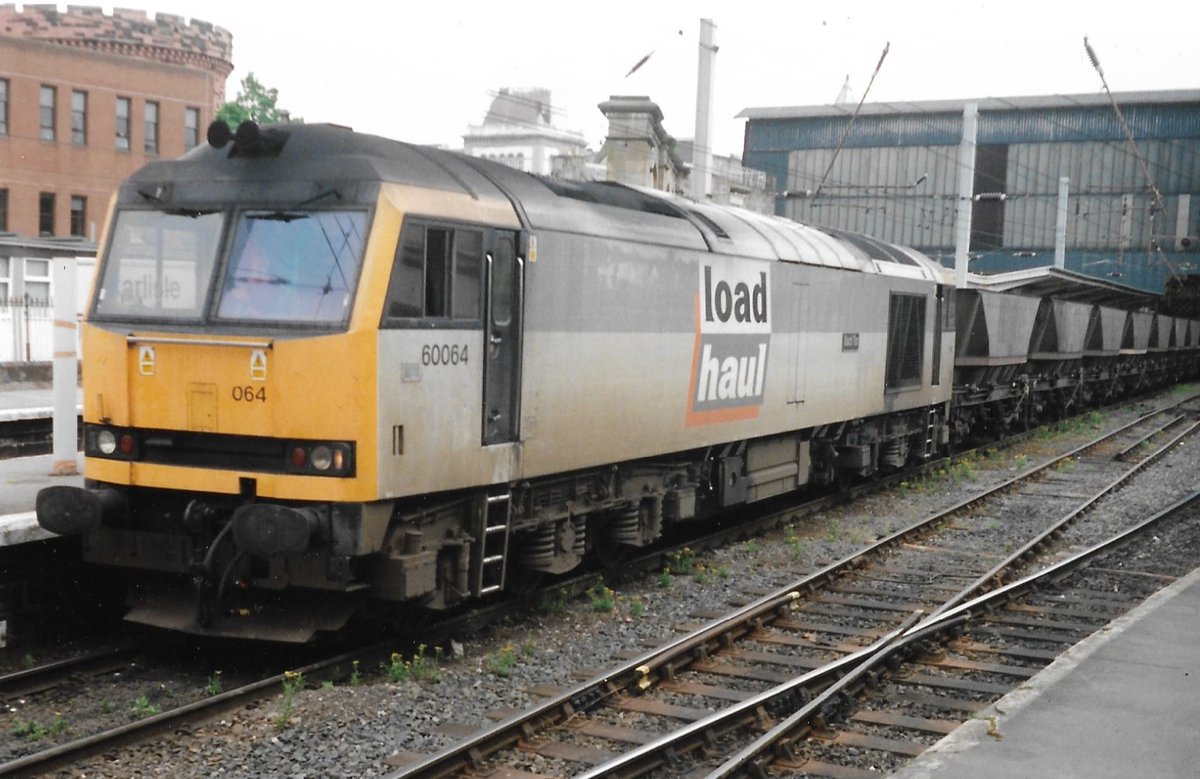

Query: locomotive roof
[126,122,942,282]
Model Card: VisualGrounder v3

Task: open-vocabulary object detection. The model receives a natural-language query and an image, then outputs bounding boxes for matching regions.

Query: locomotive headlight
[284,441,354,477]
[97,429,118,455]
[86,425,138,460]
[309,445,333,471]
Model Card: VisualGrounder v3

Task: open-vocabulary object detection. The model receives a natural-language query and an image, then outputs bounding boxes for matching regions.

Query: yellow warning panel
[250,350,268,381]
[138,346,156,376]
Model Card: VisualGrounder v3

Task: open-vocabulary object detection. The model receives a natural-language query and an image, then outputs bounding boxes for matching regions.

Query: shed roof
[738,89,1200,121]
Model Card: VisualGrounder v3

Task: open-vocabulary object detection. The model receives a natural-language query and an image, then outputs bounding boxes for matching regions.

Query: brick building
[0,5,232,241]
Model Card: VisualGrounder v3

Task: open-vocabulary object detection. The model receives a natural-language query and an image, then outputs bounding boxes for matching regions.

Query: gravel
[29,388,1200,778]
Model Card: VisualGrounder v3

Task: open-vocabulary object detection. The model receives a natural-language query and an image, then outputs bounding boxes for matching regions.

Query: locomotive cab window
[217,210,367,324]
[93,209,224,320]
[384,222,483,325]
[885,292,926,390]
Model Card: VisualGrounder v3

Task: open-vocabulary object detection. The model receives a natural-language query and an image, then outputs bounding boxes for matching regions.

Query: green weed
[587,579,615,612]
[485,644,518,677]
[785,525,804,559]
[11,714,68,740]
[950,460,976,482]
[386,644,441,683]
[205,671,223,696]
[274,671,304,729]
[132,695,160,719]
[666,547,696,575]
[537,589,568,614]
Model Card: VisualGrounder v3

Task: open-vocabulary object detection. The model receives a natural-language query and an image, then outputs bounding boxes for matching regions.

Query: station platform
[894,566,1200,778]
[0,385,83,545]
[0,384,81,423]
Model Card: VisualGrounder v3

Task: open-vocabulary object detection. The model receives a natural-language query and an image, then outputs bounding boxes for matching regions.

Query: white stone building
[463,88,588,175]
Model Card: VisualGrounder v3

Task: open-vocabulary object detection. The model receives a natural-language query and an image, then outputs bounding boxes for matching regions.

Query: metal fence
[0,297,62,363]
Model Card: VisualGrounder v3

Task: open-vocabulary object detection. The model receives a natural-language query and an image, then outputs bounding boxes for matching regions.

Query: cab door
[482,231,523,445]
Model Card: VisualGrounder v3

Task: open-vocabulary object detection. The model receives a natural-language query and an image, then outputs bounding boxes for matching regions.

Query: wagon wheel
[506,565,546,598]
[834,468,855,497]
[593,533,636,570]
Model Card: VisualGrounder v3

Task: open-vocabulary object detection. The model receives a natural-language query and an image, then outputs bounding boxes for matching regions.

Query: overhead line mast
[812,42,890,200]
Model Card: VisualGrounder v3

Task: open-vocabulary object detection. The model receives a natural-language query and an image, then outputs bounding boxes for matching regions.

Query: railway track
[0,415,80,459]
[0,392,1194,776]
[0,643,136,701]
[0,636,402,777]
[382,398,1199,779]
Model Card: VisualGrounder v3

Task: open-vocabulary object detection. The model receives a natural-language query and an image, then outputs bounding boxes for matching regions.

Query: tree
[216,73,301,129]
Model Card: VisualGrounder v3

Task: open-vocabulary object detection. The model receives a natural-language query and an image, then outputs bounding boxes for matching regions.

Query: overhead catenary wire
[1083,36,1182,284]
[811,41,890,200]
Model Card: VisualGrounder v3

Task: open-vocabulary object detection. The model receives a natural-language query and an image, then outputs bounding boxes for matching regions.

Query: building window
[39,192,55,236]
[71,90,88,145]
[0,257,8,300]
[185,107,200,149]
[0,188,7,233]
[70,195,87,238]
[116,97,131,150]
[40,85,56,141]
[0,79,8,136]
[144,101,159,155]
[24,258,51,303]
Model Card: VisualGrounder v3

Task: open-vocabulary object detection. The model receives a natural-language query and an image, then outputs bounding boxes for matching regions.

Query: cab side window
[384,222,482,326]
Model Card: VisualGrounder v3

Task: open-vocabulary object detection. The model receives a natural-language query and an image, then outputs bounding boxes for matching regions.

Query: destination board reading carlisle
[687,262,771,426]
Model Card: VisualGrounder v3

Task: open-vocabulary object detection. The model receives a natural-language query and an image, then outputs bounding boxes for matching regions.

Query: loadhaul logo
[686,262,770,426]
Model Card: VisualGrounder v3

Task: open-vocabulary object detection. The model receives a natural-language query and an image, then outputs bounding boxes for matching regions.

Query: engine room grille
[886,293,926,389]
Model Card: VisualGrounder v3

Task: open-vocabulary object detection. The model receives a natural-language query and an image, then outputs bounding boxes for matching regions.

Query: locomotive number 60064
[421,344,469,366]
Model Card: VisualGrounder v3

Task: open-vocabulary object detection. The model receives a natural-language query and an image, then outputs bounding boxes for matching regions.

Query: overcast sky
[140,0,1198,158]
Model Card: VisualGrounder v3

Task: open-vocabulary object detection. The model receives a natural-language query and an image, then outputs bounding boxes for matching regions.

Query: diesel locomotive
[35,121,1197,641]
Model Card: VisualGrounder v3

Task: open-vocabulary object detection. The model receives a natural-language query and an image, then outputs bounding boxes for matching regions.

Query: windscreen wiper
[252,188,343,222]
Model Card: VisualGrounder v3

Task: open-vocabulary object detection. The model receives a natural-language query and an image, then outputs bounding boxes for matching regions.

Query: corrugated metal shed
[739,90,1200,295]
